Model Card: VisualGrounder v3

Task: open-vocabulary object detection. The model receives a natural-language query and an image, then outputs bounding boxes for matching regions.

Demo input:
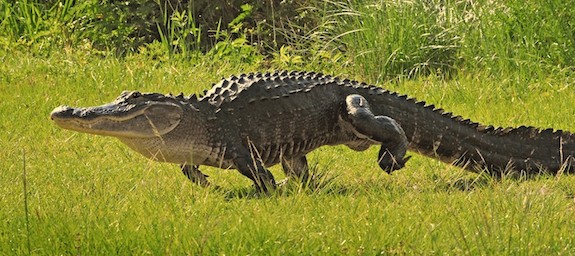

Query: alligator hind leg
[181,165,210,187]
[281,155,310,184]
[345,94,410,173]
[234,155,276,192]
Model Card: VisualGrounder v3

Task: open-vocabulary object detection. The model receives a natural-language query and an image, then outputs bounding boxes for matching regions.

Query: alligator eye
[132,92,142,98]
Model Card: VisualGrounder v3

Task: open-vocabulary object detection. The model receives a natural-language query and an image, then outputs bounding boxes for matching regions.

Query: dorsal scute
[474,123,572,141]
[505,125,539,137]
[198,70,341,108]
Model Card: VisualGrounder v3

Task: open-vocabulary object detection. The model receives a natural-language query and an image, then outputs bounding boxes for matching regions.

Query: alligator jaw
[50,102,183,138]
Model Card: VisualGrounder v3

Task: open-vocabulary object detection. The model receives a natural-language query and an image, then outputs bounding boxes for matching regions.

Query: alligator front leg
[281,155,310,184]
[345,94,410,173]
[181,165,210,187]
[234,153,277,192]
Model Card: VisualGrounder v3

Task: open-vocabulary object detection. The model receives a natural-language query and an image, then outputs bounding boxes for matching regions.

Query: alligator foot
[181,165,211,187]
[345,94,410,173]
[378,148,411,173]
[281,155,311,184]
[234,155,276,193]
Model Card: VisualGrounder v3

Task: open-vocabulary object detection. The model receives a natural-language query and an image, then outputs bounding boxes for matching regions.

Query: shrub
[0,0,317,56]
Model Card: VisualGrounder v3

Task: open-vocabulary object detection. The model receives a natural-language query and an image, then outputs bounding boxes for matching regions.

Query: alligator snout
[50,105,74,120]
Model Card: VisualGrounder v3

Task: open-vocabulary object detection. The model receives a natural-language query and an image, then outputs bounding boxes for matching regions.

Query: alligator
[50,70,575,191]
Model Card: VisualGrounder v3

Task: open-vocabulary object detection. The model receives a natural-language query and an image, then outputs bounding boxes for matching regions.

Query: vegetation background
[1,0,575,254]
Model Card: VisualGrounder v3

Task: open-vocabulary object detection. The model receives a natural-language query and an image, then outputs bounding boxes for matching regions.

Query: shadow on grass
[220,164,354,200]
[438,167,562,192]
[212,162,566,199]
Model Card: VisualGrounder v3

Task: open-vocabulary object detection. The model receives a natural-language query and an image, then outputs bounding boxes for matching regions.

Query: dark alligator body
[51,70,575,191]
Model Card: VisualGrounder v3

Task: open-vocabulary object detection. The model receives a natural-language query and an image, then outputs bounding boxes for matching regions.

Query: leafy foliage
[3,0,574,80]
[0,0,137,54]
[0,0,316,55]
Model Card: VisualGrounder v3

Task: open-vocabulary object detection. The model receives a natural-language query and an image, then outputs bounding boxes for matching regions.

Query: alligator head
[50,91,184,138]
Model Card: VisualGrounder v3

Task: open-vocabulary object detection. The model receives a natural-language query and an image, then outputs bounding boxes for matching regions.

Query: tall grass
[1,0,143,54]
[329,0,575,81]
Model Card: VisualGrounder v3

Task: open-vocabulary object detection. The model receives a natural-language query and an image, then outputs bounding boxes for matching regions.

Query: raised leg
[234,156,276,192]
[181,165,210,187]
[345,94,410,173]
[281,155,310,183]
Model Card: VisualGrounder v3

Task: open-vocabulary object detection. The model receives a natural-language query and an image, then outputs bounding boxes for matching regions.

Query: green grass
[2,50,575,255]
[333,0,575,81]
[2,0,575,254]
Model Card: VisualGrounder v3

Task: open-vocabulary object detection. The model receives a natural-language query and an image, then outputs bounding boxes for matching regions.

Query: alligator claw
[380,155,411,174]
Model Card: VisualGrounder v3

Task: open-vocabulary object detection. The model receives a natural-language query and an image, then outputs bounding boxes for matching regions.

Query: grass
[334,0,575,81]
[2,0,575,254]
[2,50,575,255]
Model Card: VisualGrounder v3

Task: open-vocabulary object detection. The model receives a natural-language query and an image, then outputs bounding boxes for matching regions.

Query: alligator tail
[355,85,575,175]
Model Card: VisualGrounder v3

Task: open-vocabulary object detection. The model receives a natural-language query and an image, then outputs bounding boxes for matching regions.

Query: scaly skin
[50,71,575,190]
